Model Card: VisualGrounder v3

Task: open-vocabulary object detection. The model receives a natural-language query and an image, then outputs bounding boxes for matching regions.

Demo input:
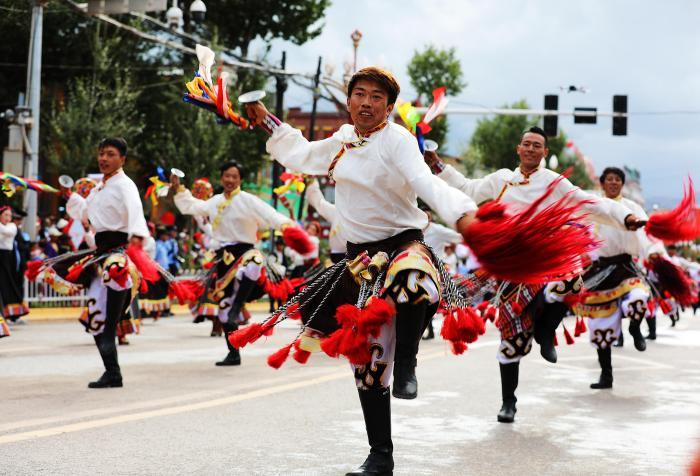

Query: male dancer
[64,137,151,388]
[172,161,296,366]
[575,167,663,388]
[427,127,643,422]
[245,67,477,475]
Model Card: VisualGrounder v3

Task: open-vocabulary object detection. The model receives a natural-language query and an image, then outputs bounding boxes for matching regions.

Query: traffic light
[543,95,558,137]
[613,95,627,136]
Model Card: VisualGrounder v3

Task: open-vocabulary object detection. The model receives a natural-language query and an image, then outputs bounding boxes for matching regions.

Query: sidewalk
[24,301,272,322]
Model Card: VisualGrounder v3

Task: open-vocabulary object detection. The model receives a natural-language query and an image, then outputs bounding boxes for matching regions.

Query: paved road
[2,309,700,475]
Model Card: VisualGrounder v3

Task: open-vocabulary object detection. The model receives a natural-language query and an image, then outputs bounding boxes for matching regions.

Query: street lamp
[350,29,362,72]
[166,0,184,29]
[189,0,206,23]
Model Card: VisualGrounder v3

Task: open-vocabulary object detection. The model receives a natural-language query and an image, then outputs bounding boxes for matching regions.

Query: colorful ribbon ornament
[0,171,59,197]
[144,176,170,206]
[182,45,250,129]
[273,172,306,196]
[396,86,449,153]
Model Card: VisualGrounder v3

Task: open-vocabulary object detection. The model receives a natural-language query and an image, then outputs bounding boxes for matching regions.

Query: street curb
[24,301,271,322]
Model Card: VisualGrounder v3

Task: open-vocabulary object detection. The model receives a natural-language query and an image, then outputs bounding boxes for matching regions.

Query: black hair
[599,166,626,185]
[219,160,244,178]
[521,126,548,147]
[348,66,401,105]
[98,137,128,157]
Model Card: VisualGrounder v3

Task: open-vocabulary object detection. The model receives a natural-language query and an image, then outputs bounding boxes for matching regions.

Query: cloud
[256,0,700,203]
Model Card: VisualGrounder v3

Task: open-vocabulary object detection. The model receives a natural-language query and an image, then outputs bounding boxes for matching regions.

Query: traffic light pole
[414,107,627,118]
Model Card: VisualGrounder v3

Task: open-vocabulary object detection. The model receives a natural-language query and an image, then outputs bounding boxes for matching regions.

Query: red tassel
[267,343,293,369]
[126,244,160,283]
[450,341,468,355]
[440,310,459,342]
[511,302,523,315]
[645,177,700,242]
[65,263,85,283]
[579,316,587,333]
[553,333,559,347]
[647,257,697,306]
[563,325,575,345]
[292,340,311,364]
[282,226,316,255]
[228,323,264,349]
[574,316,582,337]
[476,301,490,313]
[484,305,498,323]
[139,278,149,294]
[25,260,43,281]
[108,264,129,287]
[462,172,598,284]
[647,299,656,316]
[168,279,205,304]
[320,299,395,365]
[659,299,672,314]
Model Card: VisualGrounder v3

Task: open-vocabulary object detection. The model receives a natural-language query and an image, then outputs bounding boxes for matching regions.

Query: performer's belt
[95,231,129,252]
[217,242,254,260]
[346,229,424,260]
[595,253,632,267]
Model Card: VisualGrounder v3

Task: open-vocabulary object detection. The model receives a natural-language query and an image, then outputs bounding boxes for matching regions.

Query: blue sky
[253,0,699,206]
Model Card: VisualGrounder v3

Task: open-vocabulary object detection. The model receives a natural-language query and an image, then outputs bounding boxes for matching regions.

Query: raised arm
[305,179,337,223]
[556,179,634,229]
[249,194,294,230]
[437,162,508,205]
[65,193,88,224]
[266,124,345,175]
[394,134,476,228]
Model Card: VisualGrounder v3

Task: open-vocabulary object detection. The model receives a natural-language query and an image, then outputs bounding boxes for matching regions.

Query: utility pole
[296,56,322,220]
[24,0,45,240]
[272,51,287,210]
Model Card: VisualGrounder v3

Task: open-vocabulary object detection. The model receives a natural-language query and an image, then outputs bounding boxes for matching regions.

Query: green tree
[45,34,144,178]
[406,45,465,146]
[205,0,331,58]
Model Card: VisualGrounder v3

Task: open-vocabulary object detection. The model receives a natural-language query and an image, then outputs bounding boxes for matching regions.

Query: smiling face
[602,172,624,199]
[220,166,241,194]
[516,132,548,172]
[97,145,126,176]
[346,79,394,134]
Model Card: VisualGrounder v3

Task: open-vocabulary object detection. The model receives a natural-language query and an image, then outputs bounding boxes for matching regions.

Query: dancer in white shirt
[243,67,477,476]
[29,138,153,388]
[172,161,295,366]
[427,127,644,423]
[572,167,664,389]
[0,205,26,335]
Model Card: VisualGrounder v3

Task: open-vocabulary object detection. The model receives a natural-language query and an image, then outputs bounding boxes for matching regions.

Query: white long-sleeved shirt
[423,222,463,260]
[0,222,17,250]
[266,122,476,244]
[438,165,632,229]
[174,188,291,247]
[66,170,149,239]
[591,193,664,259]
[305,180,346,254]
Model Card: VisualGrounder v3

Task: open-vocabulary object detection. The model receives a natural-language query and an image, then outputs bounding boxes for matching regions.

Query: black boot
[534,301,566,364]
[628,319,646,351]
[216,321,241,366]
[645,317,657,340]
[346,387,393,476]
[422,317,434,340]
[497,362,519,423]
[392,300,429,400]
[590,347,613,389]
[89,288,127,388]
[613,332,624,347]
[227,276,257,325]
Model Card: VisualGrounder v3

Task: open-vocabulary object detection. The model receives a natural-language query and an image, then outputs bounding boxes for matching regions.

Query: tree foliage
[465,100,593,188]
[205,0,331,58]
[45,34,144,178]
[406,45,465,146]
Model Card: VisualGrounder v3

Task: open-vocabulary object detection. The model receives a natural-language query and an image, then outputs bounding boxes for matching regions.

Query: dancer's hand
[456,212,476,237]
[424,150,445,174]
[244,101,269,127]
[624,214,646,231]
